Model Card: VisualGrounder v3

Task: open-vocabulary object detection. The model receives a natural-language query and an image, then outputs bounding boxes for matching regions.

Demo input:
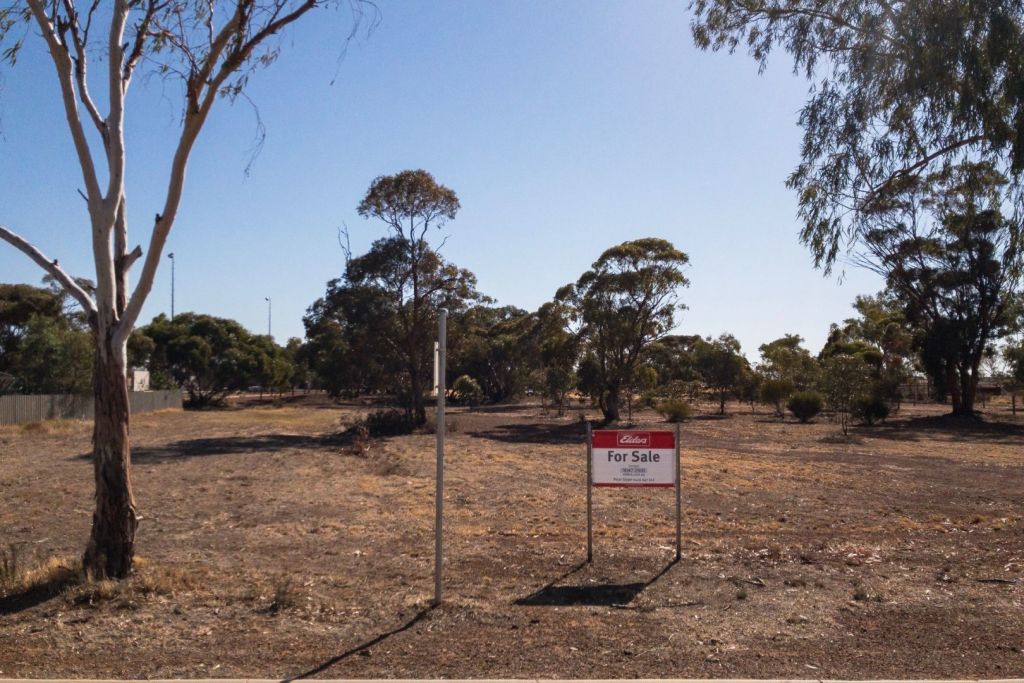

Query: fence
[0,390,182,426]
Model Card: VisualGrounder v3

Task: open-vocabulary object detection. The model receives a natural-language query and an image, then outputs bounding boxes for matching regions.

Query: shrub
[787,391,824,423]
[656,399,692,422]
[853,396,890,425]
[760,378,795,415]
[452,375,484,407]
[364,409,415,437]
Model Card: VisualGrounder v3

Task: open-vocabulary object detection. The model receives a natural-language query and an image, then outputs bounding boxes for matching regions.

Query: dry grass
[1,545,204,610]
[0,545,81,598]
[0,395,1022,679]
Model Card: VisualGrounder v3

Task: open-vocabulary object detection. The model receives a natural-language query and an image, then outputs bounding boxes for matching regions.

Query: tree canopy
[557,238,690,422]
[690,0,1024,271]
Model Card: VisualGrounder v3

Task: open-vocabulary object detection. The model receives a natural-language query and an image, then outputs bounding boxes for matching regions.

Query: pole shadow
[281,605,434,681]
[514,558,677,607]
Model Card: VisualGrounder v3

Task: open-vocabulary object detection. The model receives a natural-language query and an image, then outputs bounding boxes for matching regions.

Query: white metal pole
[586,421,593,563]
[675,422,682,562]
[434,309,447,606]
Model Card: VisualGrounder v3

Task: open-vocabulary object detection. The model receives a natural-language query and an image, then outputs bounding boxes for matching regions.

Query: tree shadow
[515,558,677,607]
[859,414,1024,444]
[74,433,351,462]
[467,420,588,445]
[460,403,539,415]
[282,605,434,680]
[0,568,80,616]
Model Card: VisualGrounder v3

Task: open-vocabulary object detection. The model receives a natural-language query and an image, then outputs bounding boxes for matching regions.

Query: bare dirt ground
[1,395,1023,679]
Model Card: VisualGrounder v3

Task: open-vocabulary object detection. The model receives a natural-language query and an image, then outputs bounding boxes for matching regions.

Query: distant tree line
[4,168,1022,425]
[296,169,1024,429]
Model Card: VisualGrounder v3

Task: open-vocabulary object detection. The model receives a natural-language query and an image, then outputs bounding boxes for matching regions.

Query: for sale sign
[591,430,676,487]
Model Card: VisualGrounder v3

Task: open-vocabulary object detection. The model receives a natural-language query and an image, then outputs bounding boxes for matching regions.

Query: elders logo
[617,432,650,447]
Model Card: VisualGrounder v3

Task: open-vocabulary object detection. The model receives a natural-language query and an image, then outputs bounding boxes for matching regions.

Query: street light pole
[265,297,272,338]
[168,252,175,320]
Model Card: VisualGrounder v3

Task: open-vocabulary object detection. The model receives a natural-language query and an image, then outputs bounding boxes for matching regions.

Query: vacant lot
[1,396,1023,678]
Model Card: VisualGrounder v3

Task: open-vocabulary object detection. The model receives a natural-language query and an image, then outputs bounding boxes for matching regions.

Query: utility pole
[168,252,175,319]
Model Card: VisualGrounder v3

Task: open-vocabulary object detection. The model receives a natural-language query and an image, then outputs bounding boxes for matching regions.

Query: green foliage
[0,282,92,395]
[536,301,579,415]
[1007,340,1024,385]
[787,391,823,423]
[357,170,459,234]
[134,313,293,407]
[646,335,702,385]
[449,305,539,402]
[657,399,692,423]
[759,334,819,390]
[452,374,484,407]
[759,378,794,416]
[557,238,690,421]
[860,163,1023,414]
[312,170,479,424]
[852,395,890,426]
[694,333,748,415]
[691,0,1024,273]
[364,409,416,437]
[305,231,482,413]
[820,355,874,435]
[821,293,913,405]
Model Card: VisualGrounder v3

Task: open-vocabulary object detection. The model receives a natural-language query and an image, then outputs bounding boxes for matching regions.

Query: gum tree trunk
[82,336,138,579]
[602,387,621,423]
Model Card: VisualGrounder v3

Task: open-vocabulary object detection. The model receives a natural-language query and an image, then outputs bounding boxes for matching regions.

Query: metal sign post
[586,422,593,563]
[675,422,681,561]
[434,309,447,606]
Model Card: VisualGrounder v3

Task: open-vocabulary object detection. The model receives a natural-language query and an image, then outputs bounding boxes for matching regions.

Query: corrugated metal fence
[0,390,182,425]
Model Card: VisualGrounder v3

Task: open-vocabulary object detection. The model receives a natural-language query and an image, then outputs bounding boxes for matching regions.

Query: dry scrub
[0,395,1022,678]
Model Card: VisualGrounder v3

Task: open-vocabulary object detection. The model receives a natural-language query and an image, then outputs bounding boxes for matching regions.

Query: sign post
[587,428,682,560]
[675,423,681,561]
[434,309,447,606]
[586,422,593,563]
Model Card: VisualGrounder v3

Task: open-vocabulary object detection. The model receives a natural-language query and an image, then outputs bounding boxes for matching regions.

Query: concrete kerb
[3,679,1024,683]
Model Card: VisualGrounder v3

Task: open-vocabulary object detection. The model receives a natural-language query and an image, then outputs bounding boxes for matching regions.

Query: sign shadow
[515,558,676,607]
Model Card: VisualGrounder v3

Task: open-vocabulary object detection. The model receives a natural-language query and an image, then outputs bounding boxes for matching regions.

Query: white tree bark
[3,0,344,578]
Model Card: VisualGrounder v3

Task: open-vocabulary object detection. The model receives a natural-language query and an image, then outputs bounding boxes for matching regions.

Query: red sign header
[592,430,675,449]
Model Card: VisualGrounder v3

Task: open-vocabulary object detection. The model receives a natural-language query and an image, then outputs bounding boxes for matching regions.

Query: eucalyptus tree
[536,300,579,415]
[307,230,483,418]
[0,1,366,579]
[758,334,819,390]
[694,333,749,415]
[355,170,465,423]
[690,0,1024,271]
[557,238,689,422]
[449,305,539,403]
[855,164,1023,414]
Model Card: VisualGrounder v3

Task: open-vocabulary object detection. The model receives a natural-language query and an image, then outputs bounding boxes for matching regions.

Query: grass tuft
[0,545,82,599]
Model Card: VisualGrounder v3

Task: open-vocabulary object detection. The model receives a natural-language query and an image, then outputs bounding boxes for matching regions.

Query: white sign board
[591,430,676,487]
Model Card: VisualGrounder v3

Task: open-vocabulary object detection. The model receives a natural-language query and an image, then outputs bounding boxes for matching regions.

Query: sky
[0,0,884,360]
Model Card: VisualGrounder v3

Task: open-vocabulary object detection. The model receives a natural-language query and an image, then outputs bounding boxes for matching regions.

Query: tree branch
[26,0,102,202]
[60,0,107,139]
[0,224,98,316]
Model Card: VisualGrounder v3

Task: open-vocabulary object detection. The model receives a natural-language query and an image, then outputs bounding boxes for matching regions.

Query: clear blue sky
[0,0,882,359]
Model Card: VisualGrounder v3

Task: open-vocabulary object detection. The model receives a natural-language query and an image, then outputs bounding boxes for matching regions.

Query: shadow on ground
[75,433,350,462]
[856,414,1024,443]
[0,569,79,617]
[467,420,587,445]
[283,606,434,680]
[515,559,677,607]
